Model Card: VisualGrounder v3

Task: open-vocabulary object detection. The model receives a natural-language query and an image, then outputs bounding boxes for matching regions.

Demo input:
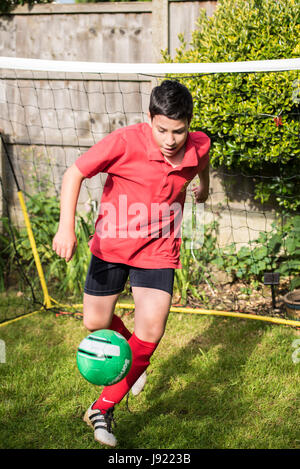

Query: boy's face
[149,114,189,159]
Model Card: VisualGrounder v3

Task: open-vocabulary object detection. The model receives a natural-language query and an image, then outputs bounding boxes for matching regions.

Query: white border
[0,56,299,74]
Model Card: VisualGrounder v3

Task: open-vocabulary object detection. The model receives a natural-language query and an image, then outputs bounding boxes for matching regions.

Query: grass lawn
[0,308,299,449]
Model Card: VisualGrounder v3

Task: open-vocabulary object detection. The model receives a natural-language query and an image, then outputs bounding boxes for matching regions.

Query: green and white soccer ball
[76,329,132,386]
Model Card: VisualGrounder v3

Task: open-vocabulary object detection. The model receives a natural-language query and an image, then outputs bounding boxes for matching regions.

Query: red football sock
[93,332,158,412]
[109,314,132,341]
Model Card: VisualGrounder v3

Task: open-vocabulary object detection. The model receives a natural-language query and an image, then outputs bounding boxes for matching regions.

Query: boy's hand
[52,229,77,263]
[191,183,209,203]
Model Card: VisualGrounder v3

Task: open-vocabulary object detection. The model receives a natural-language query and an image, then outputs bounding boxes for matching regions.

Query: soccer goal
[0,56,299,326]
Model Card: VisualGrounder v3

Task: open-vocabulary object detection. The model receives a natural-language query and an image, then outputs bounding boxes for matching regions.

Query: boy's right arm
[52,163,85,262]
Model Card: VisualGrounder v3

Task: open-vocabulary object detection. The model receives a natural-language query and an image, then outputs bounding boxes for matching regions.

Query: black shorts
[84,255,175,297]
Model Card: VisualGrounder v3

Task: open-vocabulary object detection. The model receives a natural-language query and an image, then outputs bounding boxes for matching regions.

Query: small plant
[213,215,300,290]
[174,220,219,304]
[2,190,95,298]
[58,215,93,296]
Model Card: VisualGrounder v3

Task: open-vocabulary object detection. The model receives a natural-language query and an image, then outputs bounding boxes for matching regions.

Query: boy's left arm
[192,163,210,203]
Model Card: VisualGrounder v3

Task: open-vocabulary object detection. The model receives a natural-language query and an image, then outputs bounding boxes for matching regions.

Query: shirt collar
[143,123,199,168]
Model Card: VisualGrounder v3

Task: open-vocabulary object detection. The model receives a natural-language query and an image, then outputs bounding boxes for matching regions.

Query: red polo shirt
[75,123,210,269]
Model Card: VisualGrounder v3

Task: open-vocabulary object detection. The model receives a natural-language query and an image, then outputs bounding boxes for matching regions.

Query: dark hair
[149,80,193,123]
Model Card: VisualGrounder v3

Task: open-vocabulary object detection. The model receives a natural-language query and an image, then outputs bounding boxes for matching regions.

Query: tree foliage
[0,0,149,14]
[75,0,150,3]
[0,0,54,14]
[163,0,300,212]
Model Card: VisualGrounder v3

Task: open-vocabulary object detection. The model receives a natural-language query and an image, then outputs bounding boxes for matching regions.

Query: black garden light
[264,272,280,310]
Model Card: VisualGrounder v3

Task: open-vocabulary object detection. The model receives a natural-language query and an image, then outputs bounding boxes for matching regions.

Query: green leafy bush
[163,0,300,211]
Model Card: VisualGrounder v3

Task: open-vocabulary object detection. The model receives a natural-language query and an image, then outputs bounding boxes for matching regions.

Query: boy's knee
[82,313,112,332]
[82,293,119,332]
[135,322,165,344]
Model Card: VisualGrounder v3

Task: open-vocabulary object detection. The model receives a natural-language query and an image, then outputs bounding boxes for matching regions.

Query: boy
[52,80,210,447]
